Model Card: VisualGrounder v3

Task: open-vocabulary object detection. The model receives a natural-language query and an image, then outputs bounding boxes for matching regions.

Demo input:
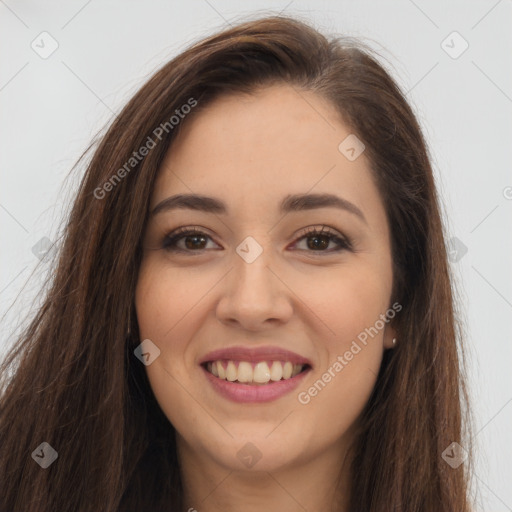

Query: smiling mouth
[202,360,310,385]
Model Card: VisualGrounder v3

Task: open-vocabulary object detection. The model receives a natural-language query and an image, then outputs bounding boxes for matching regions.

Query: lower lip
[201,365,311,403]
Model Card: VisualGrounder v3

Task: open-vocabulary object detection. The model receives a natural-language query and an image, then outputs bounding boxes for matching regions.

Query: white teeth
[237,362,252,383]
[226,361,237,382]
[206,360,305,384]
[217,361,226,379]
[253,362,271,383]
[270,361,283,381]
[282,361,293,379]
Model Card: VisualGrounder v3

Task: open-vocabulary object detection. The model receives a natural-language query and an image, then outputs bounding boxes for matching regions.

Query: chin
[207,431,305,473]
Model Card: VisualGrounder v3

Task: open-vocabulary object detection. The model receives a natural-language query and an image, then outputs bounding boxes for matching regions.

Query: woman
[0,14,475,512]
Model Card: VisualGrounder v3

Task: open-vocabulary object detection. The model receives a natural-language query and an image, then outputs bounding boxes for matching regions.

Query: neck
[177,435,353,512]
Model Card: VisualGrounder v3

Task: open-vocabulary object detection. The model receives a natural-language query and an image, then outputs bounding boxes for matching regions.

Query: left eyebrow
[150,192,367,225]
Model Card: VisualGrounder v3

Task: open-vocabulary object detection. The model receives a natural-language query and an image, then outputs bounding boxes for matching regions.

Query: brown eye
[293,226,352,253]
[163,228,218,253]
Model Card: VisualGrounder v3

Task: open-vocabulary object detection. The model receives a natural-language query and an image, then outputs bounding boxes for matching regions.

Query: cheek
[135,261,206,344]
[296,354,380,444]
[292,262,390,417]
[294,308,385,440]
[295,260,392,350]
[134,263,198,399]
[134,263,205,429]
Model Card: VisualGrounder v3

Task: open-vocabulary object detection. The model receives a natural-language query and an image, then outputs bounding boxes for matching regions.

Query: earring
[392,338,397,346]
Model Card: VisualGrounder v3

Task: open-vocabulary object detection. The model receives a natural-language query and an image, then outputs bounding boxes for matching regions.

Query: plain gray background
[1,1,511,510]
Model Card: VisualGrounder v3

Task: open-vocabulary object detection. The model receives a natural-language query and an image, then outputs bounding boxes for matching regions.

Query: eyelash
[161,225,353,255]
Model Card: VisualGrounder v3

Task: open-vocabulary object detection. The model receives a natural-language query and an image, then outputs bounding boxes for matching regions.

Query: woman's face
[135,84,396,473]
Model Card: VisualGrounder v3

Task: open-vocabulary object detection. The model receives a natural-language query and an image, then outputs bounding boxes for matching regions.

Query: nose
[215,243,293,332]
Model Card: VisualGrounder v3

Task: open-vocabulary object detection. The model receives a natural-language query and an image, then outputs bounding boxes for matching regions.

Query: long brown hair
[0,14,475,511]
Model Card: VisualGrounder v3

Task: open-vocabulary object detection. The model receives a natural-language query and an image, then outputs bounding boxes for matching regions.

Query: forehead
[151,84,383,222]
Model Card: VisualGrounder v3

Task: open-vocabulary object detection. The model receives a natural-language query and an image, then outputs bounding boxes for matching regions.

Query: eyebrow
[150,192,367,224]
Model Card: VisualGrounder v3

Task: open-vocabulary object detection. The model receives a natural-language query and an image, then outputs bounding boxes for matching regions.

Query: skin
[135,84,397,512]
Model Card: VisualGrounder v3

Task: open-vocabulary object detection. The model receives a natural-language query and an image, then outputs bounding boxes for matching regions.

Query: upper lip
[199,346,312,367]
